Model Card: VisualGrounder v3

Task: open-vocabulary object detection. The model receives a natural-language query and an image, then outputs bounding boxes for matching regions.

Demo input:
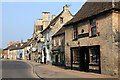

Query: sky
[1,2,84,48]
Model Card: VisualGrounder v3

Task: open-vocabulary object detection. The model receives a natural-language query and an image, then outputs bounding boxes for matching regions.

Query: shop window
[73,49,79,64]
[89,47,99,65]
[90,19,97,37]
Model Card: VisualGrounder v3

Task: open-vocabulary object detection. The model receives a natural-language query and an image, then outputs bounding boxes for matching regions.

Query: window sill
[78,33,89,38]
[89,35,97,38]
[72,38,78,41]
[89,63,99,66]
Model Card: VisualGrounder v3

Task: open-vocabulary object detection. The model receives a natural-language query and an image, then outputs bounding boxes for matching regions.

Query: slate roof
[4,42,29,51]
[52,27,65,38]
[64,2,120,26]
[4,45,13,50]
[10,43,22,50]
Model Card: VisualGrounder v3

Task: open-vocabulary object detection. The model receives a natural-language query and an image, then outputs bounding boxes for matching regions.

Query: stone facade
[31,12,50,62]
[52,31,65,66]
[52,34,65,52]
[41,5,73,64]
[65,11,120,76]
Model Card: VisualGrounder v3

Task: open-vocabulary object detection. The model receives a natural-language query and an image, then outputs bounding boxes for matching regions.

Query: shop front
[52,49,65,66]
[70,45,101,74]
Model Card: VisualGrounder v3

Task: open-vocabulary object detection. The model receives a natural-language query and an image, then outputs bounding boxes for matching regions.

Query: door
[79,47,89,72]
[55,55,58,65]
[43,48,46,64]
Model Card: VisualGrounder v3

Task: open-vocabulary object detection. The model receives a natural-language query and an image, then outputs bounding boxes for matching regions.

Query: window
[59,39,62,46]
[72,48,79,64]
[81,29,84,33]
[90,19,97,36]
[60,17,63,23]
[54,40,56,46]
[73,25,78,40]
[89,47,100,65]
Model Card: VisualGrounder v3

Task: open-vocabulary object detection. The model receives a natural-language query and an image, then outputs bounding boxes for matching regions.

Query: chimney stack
[52,15,56,20]
[42,12,50,30]
[37,19,43,25]
[21,40,23,43]
[42,12,50,21]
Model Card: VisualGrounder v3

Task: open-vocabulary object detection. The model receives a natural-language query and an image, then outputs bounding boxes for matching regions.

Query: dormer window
[90,19,97,37]
[60,17,63,24]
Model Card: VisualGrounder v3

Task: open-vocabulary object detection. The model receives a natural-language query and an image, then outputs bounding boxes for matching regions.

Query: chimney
[63,5,69,11]
[27,39,31,42]
[52,15,56,20]
[21,40,23,43]
[37,19,43,25]
[42,12,50,21]
[42,12,50,30]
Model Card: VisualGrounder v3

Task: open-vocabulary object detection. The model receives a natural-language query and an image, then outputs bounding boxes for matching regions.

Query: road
[2,60,38,78]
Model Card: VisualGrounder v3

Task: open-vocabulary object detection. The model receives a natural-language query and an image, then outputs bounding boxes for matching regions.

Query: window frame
[73,25,78,40]
[60,17,63,24]
[90,18,97,37]
[54,40,56,46]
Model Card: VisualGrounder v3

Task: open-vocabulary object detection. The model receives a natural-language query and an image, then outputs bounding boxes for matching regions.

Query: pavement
[25,60,119,79]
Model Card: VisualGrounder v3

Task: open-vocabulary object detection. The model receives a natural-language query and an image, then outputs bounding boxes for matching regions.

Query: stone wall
[117,11,120,79]
[65,11,119,76]
[52,34,65,52]
[51,11,73,36]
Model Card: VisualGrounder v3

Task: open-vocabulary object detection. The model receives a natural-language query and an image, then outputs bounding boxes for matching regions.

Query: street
[1,60,118,80]
[2,60,38,78]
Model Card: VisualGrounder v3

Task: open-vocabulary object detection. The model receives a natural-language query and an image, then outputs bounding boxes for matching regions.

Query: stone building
[3,45,13,59]
[41,5,73,64]
[52,27,65,66]
[3,42,18,59]
[31,12,50,62]
[3,41,30,60]
[9,41,25,60]
[64,2,120,76]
